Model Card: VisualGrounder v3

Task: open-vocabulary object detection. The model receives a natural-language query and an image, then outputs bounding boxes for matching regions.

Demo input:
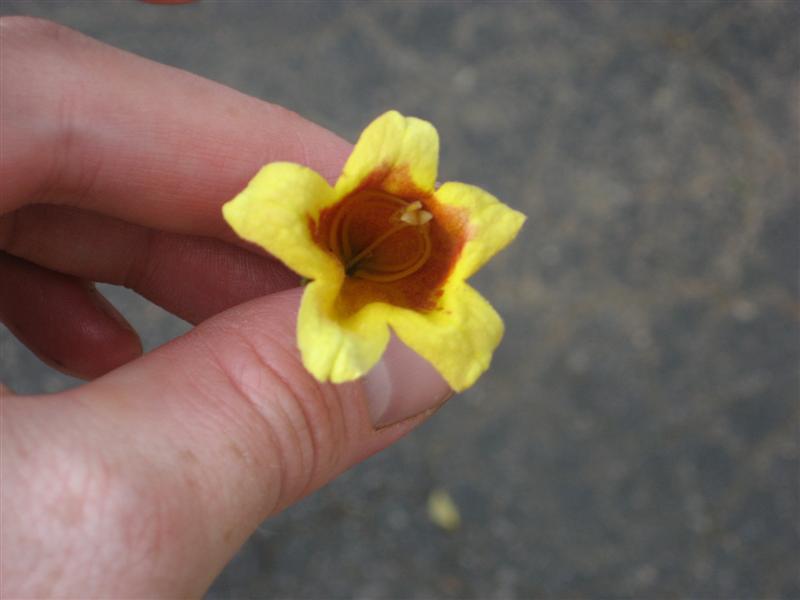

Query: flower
[222,111,525,391]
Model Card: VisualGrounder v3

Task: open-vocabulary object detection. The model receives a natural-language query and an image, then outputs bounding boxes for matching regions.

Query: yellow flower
[222,111,525,391]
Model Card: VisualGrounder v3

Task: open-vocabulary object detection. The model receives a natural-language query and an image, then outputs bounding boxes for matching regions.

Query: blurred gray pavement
[1,1,798,598]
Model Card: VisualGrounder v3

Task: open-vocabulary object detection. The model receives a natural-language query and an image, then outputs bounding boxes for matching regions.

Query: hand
[0,17,451,597]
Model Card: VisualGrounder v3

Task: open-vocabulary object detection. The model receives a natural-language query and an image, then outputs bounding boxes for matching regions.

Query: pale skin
[0,17,450,597]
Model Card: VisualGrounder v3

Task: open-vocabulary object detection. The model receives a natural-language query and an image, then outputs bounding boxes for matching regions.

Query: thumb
[25,287,451,596]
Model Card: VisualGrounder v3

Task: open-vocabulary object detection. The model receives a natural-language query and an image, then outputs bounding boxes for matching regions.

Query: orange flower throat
[315,187,467,316]
[329,191,432,282]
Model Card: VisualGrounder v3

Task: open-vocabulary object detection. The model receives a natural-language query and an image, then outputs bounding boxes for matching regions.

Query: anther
[399,201,433,226]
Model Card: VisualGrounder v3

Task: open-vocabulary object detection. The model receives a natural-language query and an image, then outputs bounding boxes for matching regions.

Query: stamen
[329,191,434,283]
[344,222,408,273]
[352,229,431,282]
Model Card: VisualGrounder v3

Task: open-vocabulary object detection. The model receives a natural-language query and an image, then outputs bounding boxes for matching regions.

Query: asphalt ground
[1,1,798,598]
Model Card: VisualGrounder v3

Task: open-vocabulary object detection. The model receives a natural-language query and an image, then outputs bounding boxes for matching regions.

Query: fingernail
[362,336,454,428]
[85,284,143,357]
[85,284,138,335]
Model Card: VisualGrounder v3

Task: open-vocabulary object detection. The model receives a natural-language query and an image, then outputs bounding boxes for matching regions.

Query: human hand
[0,17,451,597]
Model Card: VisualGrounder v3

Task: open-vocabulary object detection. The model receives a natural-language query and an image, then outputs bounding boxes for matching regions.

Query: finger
[9,289,452,596]
[1,17,351,237]
[1,205,298,324]
[0,253,142,378]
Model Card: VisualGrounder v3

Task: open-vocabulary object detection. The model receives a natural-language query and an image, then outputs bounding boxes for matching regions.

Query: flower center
[328,190,433,282]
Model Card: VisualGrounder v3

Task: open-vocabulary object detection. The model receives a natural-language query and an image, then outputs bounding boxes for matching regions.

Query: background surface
[1,1,798,598]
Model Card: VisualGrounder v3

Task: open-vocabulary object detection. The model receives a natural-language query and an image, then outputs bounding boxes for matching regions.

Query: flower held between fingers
[222,111,525,391]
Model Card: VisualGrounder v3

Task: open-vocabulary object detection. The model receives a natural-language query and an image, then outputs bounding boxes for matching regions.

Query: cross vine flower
[222,111,525,391]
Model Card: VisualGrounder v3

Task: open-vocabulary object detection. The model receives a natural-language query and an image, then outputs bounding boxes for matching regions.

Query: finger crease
[250,330,323,500]
[199,343,288,519]
[238,332,320,503]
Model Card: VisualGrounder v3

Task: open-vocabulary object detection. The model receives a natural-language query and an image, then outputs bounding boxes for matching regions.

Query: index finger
[0,17,352,239]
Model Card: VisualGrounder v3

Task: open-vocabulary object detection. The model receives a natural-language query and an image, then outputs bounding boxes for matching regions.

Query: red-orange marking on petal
[313,166,467,316]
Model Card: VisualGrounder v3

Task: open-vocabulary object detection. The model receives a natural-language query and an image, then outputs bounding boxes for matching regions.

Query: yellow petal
[435,182,526,281]
[222,162,340,280]
[298,279,392,383]
[335,111,439,199]
[386,282,503,391]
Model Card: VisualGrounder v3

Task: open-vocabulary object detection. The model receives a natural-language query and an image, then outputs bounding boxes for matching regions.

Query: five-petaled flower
[222,111,525,391]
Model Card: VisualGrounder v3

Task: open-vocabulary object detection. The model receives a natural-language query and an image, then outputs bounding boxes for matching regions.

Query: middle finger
[1,204,299,325]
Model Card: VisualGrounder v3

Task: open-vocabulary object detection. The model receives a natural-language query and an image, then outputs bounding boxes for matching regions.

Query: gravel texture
[1,1,798,598]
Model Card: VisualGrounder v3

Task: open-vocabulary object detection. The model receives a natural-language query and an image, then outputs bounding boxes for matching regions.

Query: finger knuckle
[200,322,352,508]
[1,16,103,204]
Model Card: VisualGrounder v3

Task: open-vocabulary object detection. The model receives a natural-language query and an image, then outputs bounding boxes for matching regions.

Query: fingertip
[76,284,144,377]
[0,254,142,380]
